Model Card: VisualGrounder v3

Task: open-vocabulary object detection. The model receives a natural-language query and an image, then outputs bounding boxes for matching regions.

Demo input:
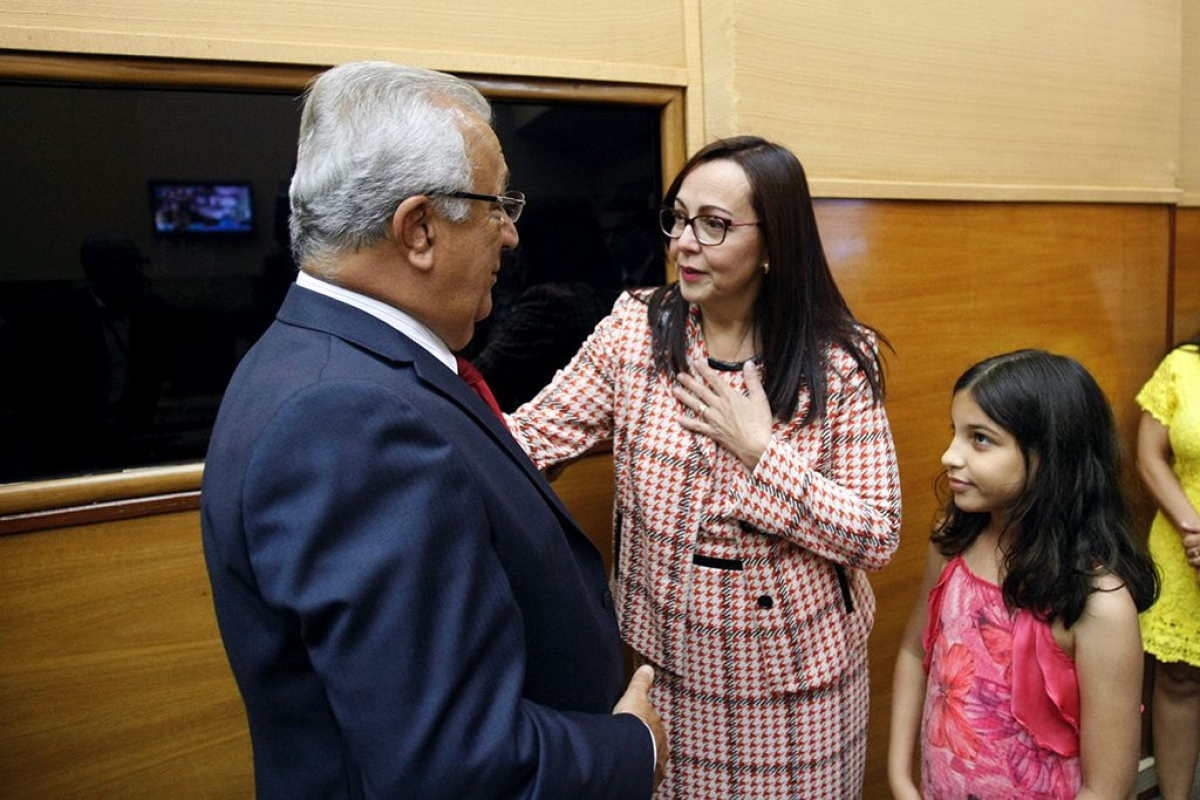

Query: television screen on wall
[149,180,255,236]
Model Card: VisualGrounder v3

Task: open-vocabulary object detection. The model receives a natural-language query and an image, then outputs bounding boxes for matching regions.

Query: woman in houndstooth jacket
[507,136,902,799]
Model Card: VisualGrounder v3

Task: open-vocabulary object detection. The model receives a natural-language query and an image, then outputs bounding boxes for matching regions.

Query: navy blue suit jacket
[201,285,651,799]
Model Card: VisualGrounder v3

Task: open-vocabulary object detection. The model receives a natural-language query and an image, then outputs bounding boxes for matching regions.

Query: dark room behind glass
[0,82,664,483]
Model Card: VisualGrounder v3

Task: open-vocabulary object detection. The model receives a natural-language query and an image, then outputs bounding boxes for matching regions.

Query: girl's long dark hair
[932,349,1158,627]
[642,136,886,423]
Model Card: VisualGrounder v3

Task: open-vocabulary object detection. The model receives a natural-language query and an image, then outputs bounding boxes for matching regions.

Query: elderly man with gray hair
[201,61,664,799]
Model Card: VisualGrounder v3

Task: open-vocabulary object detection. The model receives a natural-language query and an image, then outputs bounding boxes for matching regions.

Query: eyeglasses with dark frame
[659,207,760,246]
[427,190,527,223]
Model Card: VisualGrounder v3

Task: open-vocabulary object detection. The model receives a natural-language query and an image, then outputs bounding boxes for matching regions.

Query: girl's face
[941,389,1028,520]
[668,158,766,316]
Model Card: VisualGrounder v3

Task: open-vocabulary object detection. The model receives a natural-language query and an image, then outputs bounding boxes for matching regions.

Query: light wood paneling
[679,0,708,157]
[813,199,1170,798]
[0,1,687,86]
[713,0,1181,203]
[1182,0,1200,206]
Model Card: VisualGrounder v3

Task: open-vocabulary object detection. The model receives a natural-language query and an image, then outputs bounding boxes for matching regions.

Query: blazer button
[602,589,613,609]
[756,594,774,609]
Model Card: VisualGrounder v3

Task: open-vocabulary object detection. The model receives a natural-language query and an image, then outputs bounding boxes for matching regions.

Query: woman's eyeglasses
[659,207,759,246]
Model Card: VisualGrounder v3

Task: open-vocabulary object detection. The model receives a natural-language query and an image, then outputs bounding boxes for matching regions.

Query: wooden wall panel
[0,510,253,798]
[1182,0,1200,206]
[0,1,687,86]
[812,199,1171,798]
[550,453,618,570]
[708,0,1181,203]
[1176,208,1200,342]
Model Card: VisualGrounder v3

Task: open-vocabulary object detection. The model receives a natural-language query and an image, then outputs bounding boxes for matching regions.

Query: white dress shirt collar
[295,271,457,373]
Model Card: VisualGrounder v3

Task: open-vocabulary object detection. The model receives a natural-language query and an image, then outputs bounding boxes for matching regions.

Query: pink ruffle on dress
[920,556,1082,798]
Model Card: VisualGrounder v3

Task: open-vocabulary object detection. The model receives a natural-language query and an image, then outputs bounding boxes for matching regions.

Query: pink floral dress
[921,556,1082,798]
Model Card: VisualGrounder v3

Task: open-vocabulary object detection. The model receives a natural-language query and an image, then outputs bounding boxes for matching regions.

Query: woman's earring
[761,260,770,275]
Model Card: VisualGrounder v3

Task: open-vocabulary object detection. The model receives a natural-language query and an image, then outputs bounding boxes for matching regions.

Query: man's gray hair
[288,61,492,276]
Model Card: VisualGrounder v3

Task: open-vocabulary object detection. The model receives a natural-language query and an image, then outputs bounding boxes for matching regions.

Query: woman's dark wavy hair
[931,349,1159,627]
[640,136,886,423]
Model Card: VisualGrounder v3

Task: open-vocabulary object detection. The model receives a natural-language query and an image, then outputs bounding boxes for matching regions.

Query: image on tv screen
[149,180,254,236]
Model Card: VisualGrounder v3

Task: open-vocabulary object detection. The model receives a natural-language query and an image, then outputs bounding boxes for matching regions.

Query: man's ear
[391,195,436,272]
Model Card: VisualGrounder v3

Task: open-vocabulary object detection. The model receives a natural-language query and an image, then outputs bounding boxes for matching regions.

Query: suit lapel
[410,355,578,524]
[275,284,579,525]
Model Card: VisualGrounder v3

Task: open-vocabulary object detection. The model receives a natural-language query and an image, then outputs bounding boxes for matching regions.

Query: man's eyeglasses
[428,190,526,223]
[659,207,760,246]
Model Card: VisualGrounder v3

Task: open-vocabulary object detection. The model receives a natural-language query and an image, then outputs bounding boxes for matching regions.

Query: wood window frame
[0,50,684,532]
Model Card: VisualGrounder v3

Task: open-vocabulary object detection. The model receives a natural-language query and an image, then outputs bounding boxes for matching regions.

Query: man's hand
[613,664,668,788]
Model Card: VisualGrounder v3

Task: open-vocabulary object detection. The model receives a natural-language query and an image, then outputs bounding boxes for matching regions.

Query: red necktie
[455,356,508,428]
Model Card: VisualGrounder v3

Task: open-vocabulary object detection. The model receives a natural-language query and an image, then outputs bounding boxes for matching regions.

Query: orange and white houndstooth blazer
[508,292,902,696]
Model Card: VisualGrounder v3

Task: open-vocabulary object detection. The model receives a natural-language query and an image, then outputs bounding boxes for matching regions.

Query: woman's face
[668,158,766,317]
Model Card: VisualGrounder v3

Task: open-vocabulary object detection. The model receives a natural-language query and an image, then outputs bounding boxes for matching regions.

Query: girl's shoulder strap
[920,555,963,672]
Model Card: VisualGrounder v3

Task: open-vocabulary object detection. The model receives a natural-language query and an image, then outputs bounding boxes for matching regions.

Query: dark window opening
[0,79,665,483]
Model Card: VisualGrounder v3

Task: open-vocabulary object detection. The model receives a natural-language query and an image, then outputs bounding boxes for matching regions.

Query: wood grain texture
[699,0,1183,202]
[0,0,688,85]
[1175,208,1200,342]
[1183,1,1200,207]
[0,511,253,798]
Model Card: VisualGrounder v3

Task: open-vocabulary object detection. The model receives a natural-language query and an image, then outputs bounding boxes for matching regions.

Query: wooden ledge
[0,463,204,535]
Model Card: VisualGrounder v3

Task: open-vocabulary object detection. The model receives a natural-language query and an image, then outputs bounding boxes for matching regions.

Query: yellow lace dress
[1136,344,1200,667]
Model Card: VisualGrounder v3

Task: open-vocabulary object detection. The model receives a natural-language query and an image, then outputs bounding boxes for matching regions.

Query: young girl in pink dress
[888,349,1159,799]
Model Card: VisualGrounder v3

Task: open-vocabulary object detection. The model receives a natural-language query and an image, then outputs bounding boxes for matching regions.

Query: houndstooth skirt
[648,654,869,799]
[643,563,871,800]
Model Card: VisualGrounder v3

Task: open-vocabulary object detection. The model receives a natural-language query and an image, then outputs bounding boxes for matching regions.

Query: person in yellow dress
[1135,332,1200,800]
